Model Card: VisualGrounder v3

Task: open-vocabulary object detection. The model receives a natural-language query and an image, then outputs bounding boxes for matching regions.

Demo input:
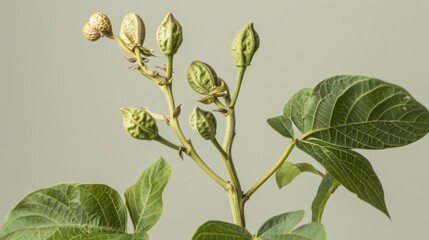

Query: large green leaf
[286,75,429,149]
[276,162,322,189]
[256,211,326,240]
[192,221,252,240]
[311,173,340,222]
[125,158,171,233]
[296,139,389,217]
[0,183,128,240]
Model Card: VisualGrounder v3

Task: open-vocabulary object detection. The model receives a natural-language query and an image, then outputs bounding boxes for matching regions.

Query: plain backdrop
[1,1,428,239]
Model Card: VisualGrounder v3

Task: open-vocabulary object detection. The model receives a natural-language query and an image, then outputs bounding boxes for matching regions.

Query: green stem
[166,54,173,80]
[244,140,296,201]
[155,135,180,151]
[160,55,227,189]
[218,67,247,227]
[229,67,246,107]
[227,183,245,227]
[161,84,226,189]
[210,138,229,160]
[134,48,159,82]
[112,35,135,56]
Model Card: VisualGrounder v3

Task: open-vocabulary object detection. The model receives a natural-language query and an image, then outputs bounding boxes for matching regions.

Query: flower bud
[156,13,183,55]
[82,22,101,41]
[88,12,113,37]
[231,23,260,67]
[189,107,217,140]
[120,107,158,140]
[187,61,219,95]
[120,13,146,50]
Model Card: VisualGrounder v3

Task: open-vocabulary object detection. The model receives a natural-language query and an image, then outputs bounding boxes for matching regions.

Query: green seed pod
[120,107,158,140]
[82,22,101,41]
[120,13,146,49]
[231,23,260,67]
[187,61,219,95]
[189,107,217,140]
[157,13,183,55]
[88,12,113,37]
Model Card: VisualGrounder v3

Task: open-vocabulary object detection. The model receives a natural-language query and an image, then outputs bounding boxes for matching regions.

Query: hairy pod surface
[82,22,101,41]
[189,107,217,140]
[187,61,219,95]
[120,107,158,140]
[231,23,260,67]
[157,13,183,55]
[120,13,146,50]
[88,12,113,37]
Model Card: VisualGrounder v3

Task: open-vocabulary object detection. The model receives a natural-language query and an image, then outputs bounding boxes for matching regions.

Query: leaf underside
[297,139,389,217]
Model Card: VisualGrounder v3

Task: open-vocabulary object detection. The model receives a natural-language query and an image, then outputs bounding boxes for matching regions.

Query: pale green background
[1,0,428,239]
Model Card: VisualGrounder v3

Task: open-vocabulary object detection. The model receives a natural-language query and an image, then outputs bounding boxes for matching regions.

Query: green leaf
[311,173,340,222]
[192,221,252,240]
[286,75,429,149]
[276,162,322,189]
[257,210,304,236]
[125,158,171,233]
[0,183,128,240]
[267,116,294,139]
[283,88,313,133]
[256,211,326,240]
[296,139,389,217]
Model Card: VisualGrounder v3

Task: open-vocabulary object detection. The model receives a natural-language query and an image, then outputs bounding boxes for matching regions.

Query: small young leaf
[0,183,128,240]
[256,211,326,240]
[257,210,304,236]
[276,162,321,189]
[267,116,294,139]
[283,88,312,133]
[192,221,252,240]
[296,139,389,217]
[125,158,171,233]
[311,173,340,222]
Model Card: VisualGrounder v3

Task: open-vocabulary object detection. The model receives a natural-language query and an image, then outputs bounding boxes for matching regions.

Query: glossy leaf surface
[125,158,171,233]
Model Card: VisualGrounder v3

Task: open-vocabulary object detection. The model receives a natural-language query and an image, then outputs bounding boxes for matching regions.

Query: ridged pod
[120,13,146,49]
[120,107,158,140]
[88,12,113,37]
[157,13,183,55]
[231,23,260,67]
[82,22,101,41]
[187,61,219,95]
[189,107,217,140]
